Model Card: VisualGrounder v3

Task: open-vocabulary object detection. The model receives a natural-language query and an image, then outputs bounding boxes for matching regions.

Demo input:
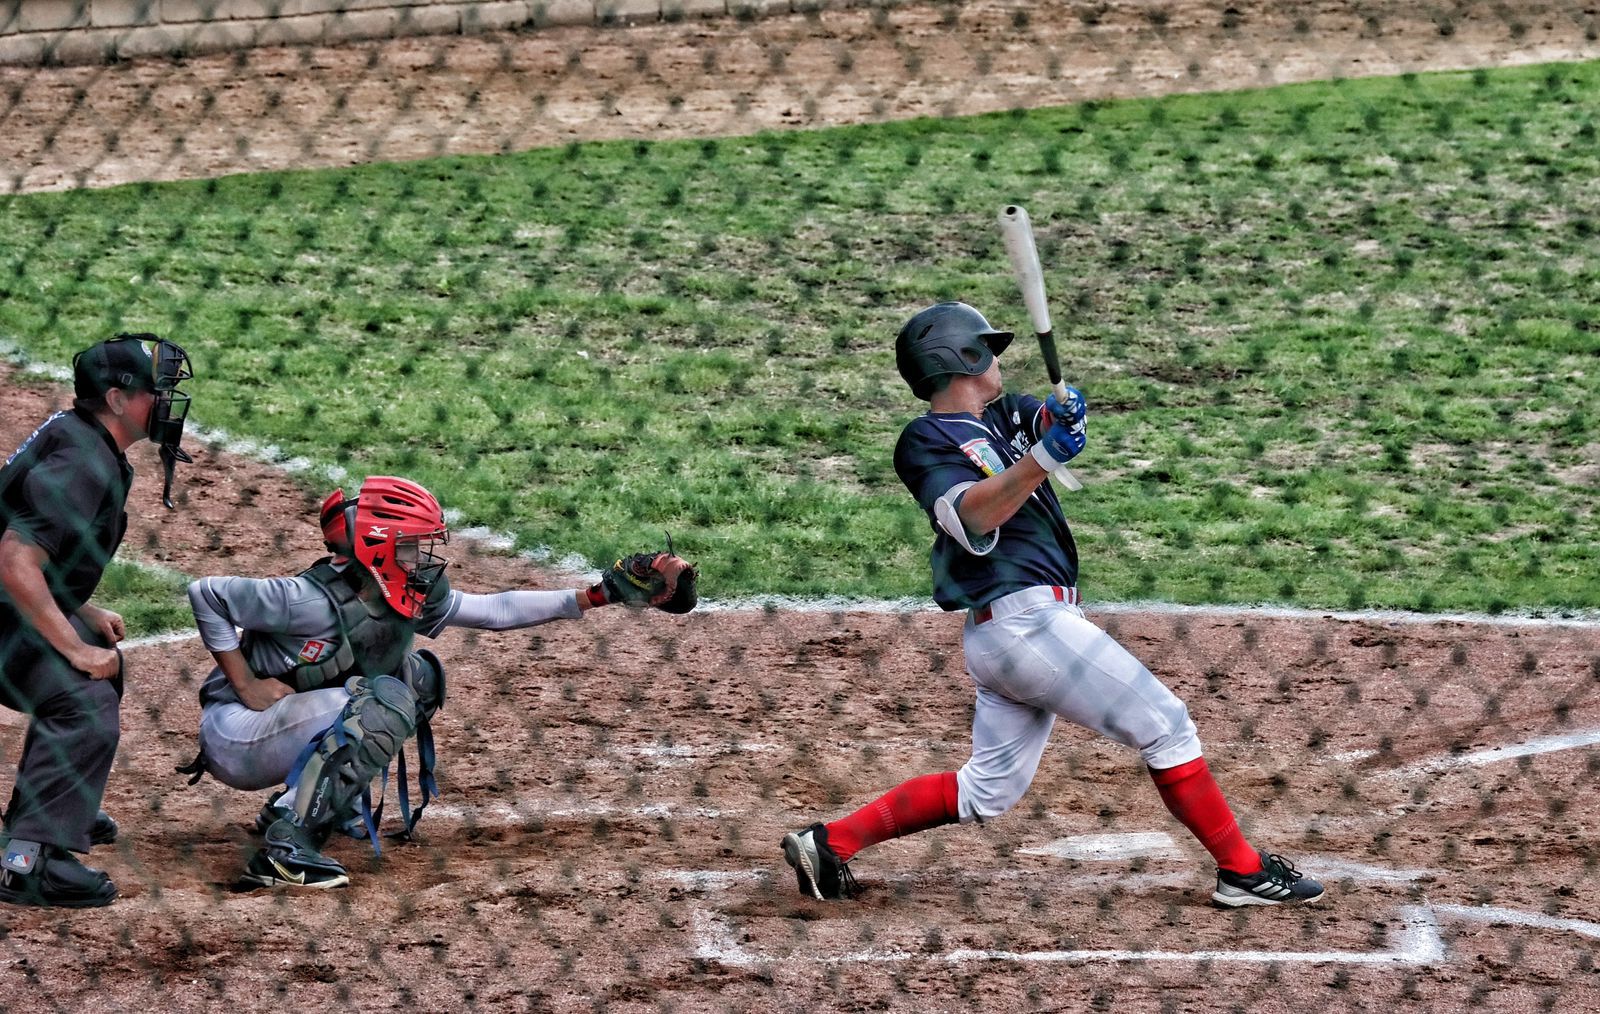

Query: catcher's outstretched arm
[446,589,585,629]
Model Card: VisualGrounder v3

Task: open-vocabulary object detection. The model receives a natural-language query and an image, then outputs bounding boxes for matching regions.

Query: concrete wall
[0,1,867,65]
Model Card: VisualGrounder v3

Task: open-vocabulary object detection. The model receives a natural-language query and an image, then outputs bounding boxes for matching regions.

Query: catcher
[178,475,695,889]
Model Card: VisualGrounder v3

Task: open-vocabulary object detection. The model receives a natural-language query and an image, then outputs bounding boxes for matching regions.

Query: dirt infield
[3,2,1600,1011]
[2,380,1597,1010]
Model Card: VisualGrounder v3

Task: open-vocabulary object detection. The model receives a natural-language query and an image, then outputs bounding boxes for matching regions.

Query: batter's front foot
[1213,850,1324,907]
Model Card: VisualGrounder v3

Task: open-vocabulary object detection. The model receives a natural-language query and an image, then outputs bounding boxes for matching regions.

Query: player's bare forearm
[956,456,1051,535]
[213,647,292,710]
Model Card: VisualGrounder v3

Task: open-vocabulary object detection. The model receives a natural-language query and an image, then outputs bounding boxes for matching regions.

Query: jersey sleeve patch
[958,438,1006,477]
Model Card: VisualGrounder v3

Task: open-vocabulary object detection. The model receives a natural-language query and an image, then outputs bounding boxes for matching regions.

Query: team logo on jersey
[959,438,1006,477]
[298,639,333,664]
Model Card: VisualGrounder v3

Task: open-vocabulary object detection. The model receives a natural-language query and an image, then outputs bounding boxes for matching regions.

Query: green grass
[2,61,1597,625]
[93,561,193,636]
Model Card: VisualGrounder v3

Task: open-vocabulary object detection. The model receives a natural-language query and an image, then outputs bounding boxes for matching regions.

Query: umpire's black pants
[0,612,122,854]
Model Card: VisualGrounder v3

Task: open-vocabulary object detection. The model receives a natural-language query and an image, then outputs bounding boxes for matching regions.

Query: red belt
[972,585,1078,624]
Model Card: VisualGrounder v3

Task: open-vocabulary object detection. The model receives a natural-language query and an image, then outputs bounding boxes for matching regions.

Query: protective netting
[1,2,1598,1011]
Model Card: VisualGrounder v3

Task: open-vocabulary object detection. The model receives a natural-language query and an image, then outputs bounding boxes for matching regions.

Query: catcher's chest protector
[281,560,417,691]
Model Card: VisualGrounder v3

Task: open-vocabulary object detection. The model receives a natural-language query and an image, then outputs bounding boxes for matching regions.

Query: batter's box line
[676,866,1600,968]
[691,907,1446,968]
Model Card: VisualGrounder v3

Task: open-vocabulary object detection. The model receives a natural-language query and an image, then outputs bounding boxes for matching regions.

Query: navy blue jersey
[894,393,1079,611]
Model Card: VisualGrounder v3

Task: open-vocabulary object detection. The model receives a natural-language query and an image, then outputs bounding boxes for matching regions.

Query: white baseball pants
[956,586,1202,822]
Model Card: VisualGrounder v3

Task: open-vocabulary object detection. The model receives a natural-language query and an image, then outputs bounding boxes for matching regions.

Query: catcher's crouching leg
[240,675,419,890]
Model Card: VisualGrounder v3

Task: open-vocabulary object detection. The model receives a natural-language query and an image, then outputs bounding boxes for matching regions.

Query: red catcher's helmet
[350,476,449,619]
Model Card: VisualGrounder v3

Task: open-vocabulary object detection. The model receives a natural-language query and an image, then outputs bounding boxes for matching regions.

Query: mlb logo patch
[959,438,1006,477]
[3,839,40,874]
[298,639,333,664]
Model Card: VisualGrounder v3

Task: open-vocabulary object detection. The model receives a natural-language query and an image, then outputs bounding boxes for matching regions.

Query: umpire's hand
[69,643,122,680]
[78,602,127,645]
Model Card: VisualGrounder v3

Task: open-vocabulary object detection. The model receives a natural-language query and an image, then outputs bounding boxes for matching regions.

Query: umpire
[0,334,194,907]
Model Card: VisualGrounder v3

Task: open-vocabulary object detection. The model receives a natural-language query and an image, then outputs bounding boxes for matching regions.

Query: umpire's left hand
[77,603,127,645]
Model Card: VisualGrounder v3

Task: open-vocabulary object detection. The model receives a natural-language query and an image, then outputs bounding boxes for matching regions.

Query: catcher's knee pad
[399,649,446,723]
[291,674,418,839]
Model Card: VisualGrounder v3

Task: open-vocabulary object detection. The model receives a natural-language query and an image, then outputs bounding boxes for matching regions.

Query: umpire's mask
[76,333,195,509]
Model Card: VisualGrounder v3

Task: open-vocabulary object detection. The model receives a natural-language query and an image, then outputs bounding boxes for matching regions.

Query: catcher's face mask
[394,531,450,601]
[352,476,450,619]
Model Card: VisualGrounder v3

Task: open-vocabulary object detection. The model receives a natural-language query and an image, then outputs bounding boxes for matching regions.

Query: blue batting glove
[1045,387,1087,428]
[1033,388,1087,470]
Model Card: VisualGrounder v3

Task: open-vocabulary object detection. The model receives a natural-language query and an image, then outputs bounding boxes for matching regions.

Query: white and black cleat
[239,818,350,890]
[1213,850,1324,907]
[781,823,858,901]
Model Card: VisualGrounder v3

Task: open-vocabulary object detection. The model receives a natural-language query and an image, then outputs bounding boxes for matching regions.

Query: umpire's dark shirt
[0,408,132,621]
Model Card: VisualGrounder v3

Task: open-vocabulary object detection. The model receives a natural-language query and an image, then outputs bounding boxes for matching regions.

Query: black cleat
[1213,850,1325,907]
[239,818,349,890]
[89,810,119,847]
[781,823,858,900]
[0,839,117,908]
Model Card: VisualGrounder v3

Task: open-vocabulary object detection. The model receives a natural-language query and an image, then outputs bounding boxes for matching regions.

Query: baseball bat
[998,204,1083,491]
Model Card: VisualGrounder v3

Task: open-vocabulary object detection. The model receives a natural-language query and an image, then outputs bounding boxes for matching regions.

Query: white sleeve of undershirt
[933,481,998,556]
[442,589,583,631]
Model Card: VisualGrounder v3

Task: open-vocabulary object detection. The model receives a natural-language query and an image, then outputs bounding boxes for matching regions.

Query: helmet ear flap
[343,502,359,554]
[319,488,358,556]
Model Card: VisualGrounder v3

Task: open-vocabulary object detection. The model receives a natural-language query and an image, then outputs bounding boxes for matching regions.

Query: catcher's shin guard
[401,649,446,722]
[288,674,419,850]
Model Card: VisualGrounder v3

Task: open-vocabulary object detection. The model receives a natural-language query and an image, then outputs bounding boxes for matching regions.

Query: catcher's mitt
[600,536,698,614]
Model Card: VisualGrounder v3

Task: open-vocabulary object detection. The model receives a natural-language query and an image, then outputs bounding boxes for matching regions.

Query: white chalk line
[1295,858,1442,883]
[1016,839,1442,886]
[675,854,1596,968]
[690,906,1448,968]
[424,800,736,822]
[1018,831,1182,862]
[1433,904,1600,941]
[1380,728,1600,782]
[122,630,201,650]
[6,337,1596,633]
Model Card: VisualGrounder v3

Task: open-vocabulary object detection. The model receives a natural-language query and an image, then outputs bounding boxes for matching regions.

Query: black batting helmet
[895,302,1014,401]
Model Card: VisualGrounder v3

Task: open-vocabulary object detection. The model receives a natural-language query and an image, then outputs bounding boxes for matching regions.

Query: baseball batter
[781,302,1324,908]
[182,475,696,889]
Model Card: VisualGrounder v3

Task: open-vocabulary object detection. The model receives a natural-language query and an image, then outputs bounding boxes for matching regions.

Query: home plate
[1019,832,1183,861]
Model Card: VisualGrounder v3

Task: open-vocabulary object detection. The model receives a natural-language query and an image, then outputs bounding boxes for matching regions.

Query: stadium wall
[0,0,845,65]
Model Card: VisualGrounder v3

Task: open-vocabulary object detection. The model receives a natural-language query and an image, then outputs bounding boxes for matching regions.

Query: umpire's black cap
[73,334,160,399]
